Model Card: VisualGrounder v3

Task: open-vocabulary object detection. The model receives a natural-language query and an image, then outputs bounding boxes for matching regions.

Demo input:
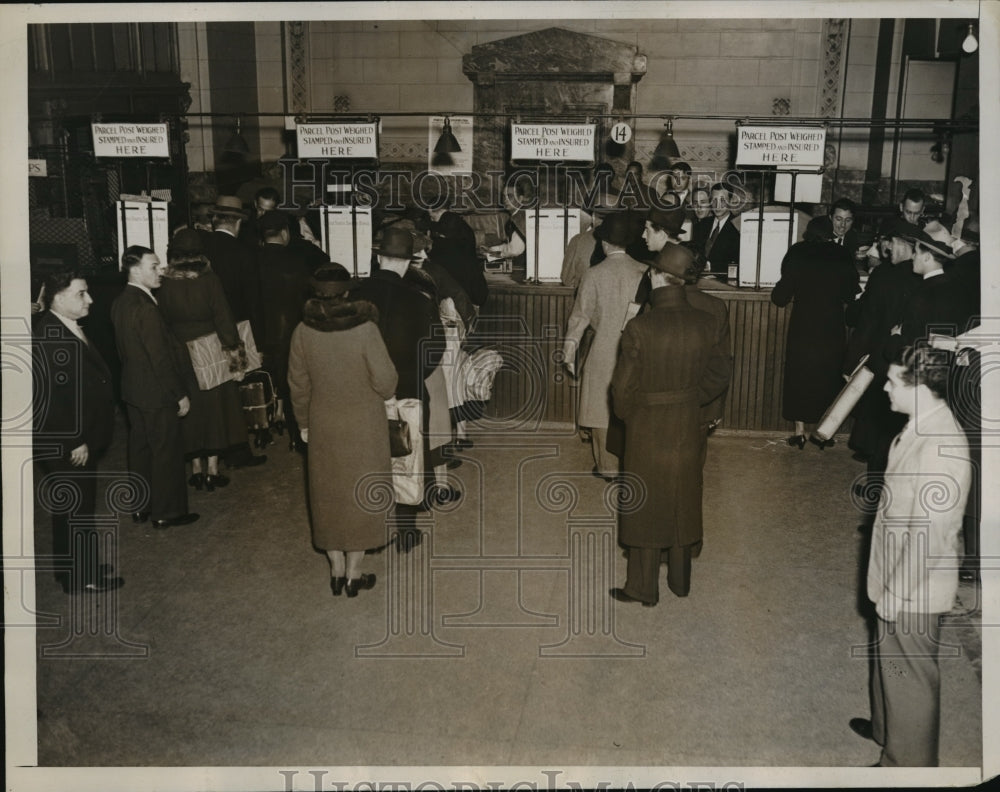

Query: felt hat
[646,206,686,237]
[309,263,358,297]
[594,212,637,247]
[258,209,290,234]
[893,221,955,259]
[651,242,699,281]
[167,228,204,259]
[374,225,415,259]
[212,195,248,219]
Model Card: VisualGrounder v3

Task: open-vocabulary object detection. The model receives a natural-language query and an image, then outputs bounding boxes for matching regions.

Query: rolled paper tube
[813,365,875,441]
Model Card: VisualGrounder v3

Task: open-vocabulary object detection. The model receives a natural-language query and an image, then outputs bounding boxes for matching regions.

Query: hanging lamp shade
[223,116,250,156]
[650,119,680,171]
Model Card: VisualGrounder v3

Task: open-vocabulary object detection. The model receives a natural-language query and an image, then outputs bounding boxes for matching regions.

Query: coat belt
[636,388,699,406]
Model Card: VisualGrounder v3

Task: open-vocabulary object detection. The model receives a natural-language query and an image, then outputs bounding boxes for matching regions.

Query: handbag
[385,398,413,458]
[186,320,262,391]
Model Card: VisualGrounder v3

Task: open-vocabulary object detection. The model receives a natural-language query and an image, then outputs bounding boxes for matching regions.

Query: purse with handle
[385,398,413,458]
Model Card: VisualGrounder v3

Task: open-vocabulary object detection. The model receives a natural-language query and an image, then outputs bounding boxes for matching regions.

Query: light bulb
[962,25,978,54]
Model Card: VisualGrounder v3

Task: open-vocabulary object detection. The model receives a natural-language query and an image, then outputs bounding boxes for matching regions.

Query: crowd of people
[557,175,980,767]
[31,169,981,766]
[32,184,492,596]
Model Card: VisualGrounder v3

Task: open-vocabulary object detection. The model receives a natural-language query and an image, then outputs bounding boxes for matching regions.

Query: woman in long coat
[287,265,398,597]
[610,245,731,605]
[158,229,248,490]
[771,220,859,447]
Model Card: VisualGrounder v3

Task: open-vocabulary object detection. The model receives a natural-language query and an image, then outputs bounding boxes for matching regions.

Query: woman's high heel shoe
[809,435,835,450]
[330,576,346,596]
[344,573,376,598]
[204,474,230,492]
[786,434,806,450]
[188,473,206,490]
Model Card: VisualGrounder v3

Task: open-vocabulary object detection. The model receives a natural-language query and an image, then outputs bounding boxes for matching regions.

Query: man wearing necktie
[33,271,124,593]
[694,181,741,282]
[111,246,199,529]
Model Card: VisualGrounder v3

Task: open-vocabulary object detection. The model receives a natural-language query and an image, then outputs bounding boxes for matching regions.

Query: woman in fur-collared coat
[158,229,248,491]
[287,265,398,597]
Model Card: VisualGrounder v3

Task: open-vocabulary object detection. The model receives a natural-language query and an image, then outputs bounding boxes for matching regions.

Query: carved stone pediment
[463,27,646,84]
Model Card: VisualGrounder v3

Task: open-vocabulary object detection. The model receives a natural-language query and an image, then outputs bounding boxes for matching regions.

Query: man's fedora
[212,195,248,219]
[374,226,415,259]
[651,242,699,282]
[893,221,955,260]
[594,212,638,248]
[646,206,686,237]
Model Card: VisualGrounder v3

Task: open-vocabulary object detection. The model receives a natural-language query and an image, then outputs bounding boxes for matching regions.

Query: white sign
[320,206,371,277]
[115,199,169,268]
[735,125,826,168]
[609,122,633,144]
[738,209,801,288]
[92,123,169,158]
[525,208,583,282]
[511,123,595,162]
[297,123,378,159]
[28,159,47,177]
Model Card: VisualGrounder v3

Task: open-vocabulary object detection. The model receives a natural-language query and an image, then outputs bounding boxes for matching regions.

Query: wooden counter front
[474,276,792,433]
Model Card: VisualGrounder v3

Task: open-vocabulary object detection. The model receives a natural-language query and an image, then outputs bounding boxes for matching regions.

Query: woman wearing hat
[287,265,398,597]
[158,229,248,491]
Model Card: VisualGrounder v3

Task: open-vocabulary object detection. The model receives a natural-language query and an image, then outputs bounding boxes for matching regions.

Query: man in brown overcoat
[610,244,732,606]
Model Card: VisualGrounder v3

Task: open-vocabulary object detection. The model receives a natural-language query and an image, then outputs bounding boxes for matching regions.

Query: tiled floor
[24,417,983,778]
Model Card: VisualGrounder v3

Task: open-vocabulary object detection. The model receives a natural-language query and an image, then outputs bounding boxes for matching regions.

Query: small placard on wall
[28,159,47,177]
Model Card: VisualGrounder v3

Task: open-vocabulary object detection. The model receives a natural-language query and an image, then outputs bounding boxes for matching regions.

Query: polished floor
[27,414,982,775]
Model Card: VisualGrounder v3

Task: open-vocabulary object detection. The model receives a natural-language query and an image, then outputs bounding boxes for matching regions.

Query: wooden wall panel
[478,281,794,433]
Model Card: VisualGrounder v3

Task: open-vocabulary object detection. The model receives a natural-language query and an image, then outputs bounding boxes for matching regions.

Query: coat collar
[649,284,690,308]
[301,298,379,332]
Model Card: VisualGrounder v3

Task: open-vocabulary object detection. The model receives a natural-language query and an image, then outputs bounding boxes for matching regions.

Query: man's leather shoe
[609,587,656,607]
[152,512,200,529]
[849,717,875,742]
[132,511,150,523]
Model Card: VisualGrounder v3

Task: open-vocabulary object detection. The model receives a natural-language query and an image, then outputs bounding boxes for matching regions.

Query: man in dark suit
[844,220,922,515]
[426,203,487,308]
[202,195,256,325]
[807,197,868,261]
[256,210,313,449]
[201,196,268,469]
[894,225,976,346]
[693,181,741,282]
[34,271,124,593]
[110,246,199,529]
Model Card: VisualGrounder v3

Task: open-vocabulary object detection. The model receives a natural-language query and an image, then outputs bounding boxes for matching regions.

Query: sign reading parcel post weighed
[92,123,170,158]
[510,123,596,162]
[735,124,826,169]
[296,122,379,159]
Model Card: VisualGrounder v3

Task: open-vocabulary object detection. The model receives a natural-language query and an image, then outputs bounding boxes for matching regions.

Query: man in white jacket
[849,344,972,766]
